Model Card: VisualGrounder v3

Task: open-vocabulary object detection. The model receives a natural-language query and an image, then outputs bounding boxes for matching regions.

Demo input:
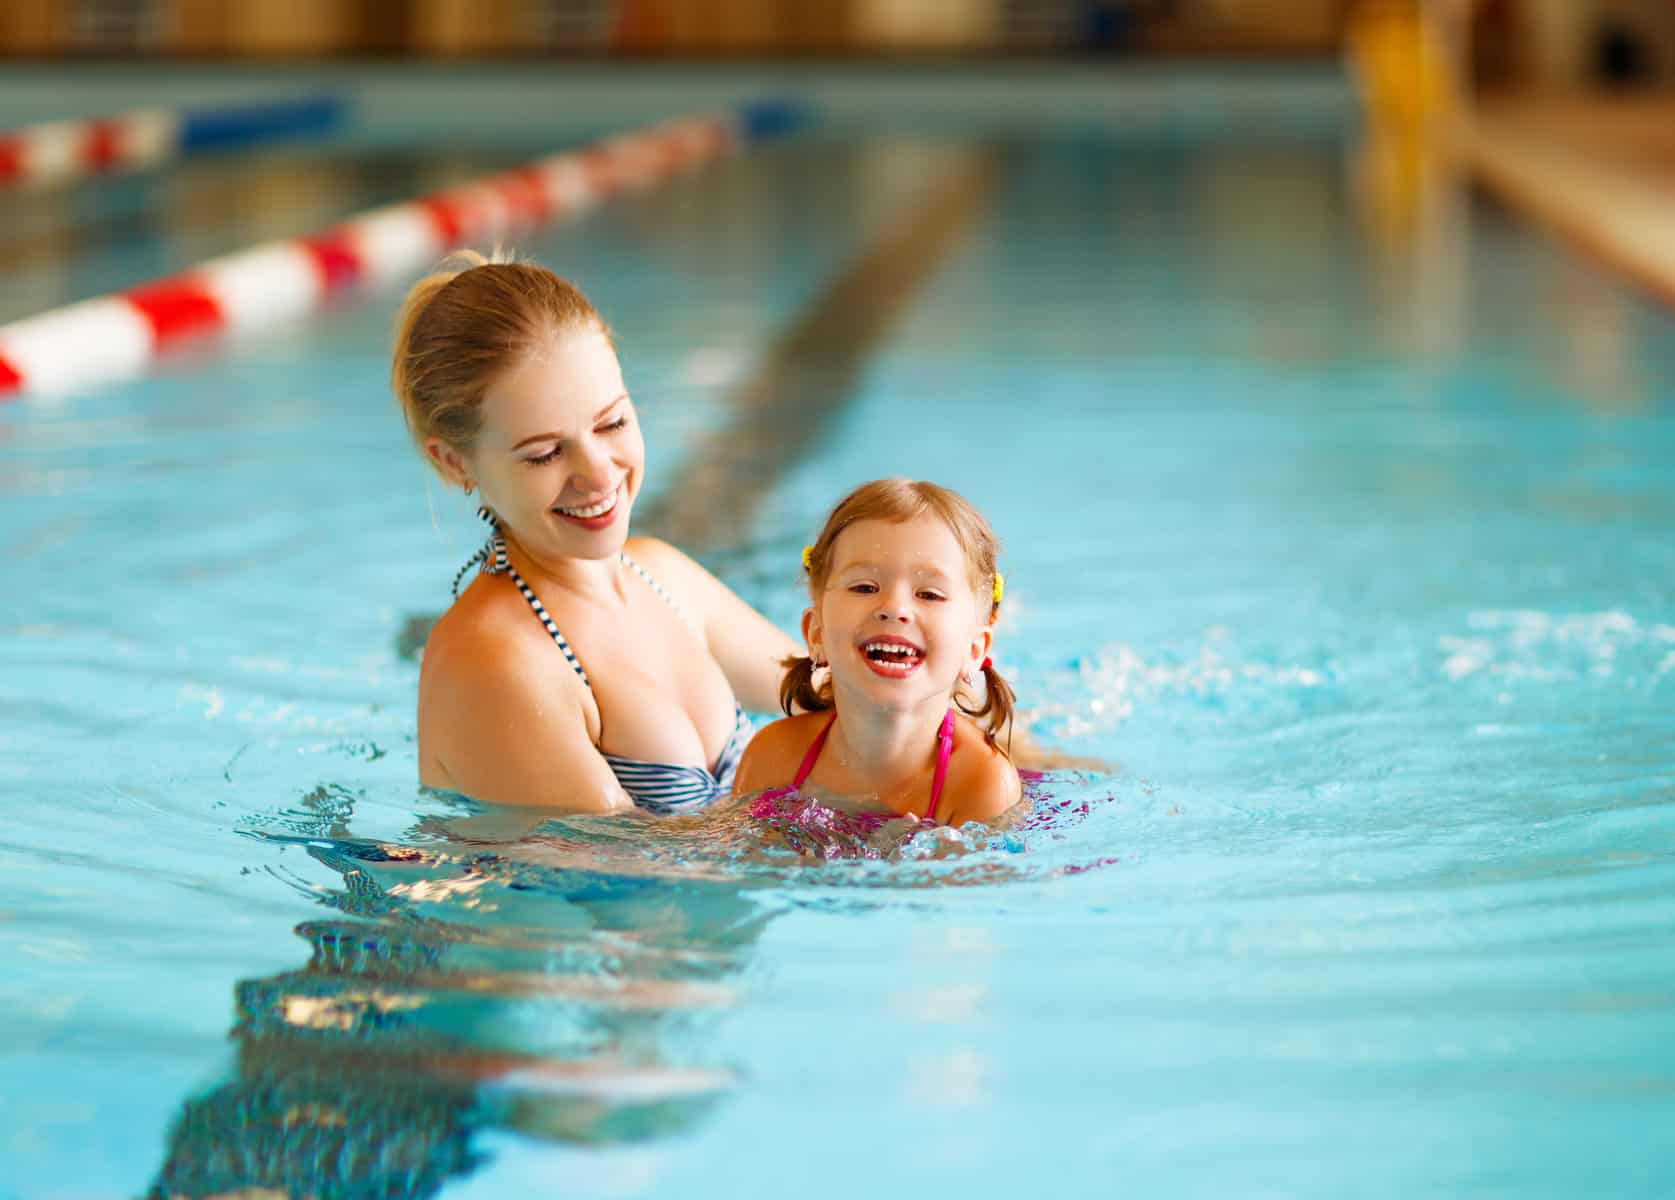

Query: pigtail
[779,653,833,717]
[958,660,1016,756]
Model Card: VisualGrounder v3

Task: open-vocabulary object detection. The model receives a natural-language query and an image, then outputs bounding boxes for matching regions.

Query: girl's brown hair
[390,250,610,470]
[780,478,1016,752]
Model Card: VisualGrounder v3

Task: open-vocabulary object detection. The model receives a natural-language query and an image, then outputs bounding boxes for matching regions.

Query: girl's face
[432,326,645,562]
[806,515,992,714]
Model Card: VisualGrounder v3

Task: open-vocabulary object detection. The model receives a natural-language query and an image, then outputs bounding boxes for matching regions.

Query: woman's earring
[462,481,475,496]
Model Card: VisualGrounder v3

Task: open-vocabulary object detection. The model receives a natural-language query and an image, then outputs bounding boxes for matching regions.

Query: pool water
[3,87,1674,1199]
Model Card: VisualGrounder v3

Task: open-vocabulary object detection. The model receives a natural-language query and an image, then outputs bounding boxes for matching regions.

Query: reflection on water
[146,779,1111,1196]
[146,793,766,1198]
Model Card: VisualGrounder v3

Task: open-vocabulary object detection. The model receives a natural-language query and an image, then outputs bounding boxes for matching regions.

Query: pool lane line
[0,100,806,401]
[0,95,345,192]
[634,147,1005,554]
[0,150,483,291]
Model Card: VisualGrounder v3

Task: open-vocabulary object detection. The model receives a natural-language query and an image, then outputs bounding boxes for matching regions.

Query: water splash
[1440,609,1674,686]
[1026,631,1328,739]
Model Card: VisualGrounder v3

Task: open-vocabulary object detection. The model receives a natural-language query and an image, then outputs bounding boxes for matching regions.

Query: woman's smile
[553,481,624,530]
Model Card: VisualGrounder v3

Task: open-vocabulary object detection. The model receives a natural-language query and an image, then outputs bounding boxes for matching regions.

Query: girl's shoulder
[941,713,1024,825]
[733,711,828,794]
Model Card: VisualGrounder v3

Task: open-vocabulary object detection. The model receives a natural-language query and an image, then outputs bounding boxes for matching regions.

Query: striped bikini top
[455,531,749,815]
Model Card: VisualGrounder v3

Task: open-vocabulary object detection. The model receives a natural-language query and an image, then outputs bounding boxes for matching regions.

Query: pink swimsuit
[751,708,956,822]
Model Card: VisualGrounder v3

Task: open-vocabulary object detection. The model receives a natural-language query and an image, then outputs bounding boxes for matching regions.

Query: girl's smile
[857,633,925,678]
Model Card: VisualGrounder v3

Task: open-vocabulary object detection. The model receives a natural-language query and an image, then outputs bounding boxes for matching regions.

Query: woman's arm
[627,538,800,716]
[418,624,634,813]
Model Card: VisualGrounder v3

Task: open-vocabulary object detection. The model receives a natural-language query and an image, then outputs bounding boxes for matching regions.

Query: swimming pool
[3,67,1674,1199]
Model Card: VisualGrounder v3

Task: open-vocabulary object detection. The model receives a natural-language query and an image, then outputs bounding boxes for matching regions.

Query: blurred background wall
[3,1,1673,94]
[0,0,1354,59]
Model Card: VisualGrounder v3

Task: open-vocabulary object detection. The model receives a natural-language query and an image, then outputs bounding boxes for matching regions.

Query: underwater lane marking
[636,147,1005,552]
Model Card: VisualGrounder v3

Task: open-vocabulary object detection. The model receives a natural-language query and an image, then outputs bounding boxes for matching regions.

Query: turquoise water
[3,107,1675,1199]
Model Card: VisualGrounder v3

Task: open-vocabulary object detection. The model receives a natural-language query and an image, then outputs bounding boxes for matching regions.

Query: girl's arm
[418,624,635,813]
[627,538,800,716]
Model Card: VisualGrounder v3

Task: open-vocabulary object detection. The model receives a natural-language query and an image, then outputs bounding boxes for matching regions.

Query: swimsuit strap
[792,712,838,790]
[453,538,704,696]
[618,551,700,634]
[925,708,956,823]
[789,709,955,821]
[480,533,593,690]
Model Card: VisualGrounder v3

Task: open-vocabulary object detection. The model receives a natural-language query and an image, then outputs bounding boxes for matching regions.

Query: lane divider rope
[0,95,346,191]
[0,101,801,400]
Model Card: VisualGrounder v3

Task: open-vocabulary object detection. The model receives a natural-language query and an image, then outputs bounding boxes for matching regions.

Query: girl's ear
[425,437,472,489]
[967,622,993,676]
[800,607,822,660]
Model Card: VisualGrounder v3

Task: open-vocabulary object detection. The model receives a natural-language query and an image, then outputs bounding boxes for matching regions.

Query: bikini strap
[619,551,700,636]
[452,537,692,695]
[478,533,593,691]
[451,509,511,598]
[792,712,838,790]
[925,709,956,823]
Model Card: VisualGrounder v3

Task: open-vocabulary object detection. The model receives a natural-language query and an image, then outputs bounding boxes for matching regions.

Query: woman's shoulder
[421,576,563,692]
[623,537,722,611]
[623,535,689,578]
[426,575,519,653]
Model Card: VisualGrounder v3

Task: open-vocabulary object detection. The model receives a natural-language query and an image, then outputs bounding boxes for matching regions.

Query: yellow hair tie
[992,571,1005,605]
[801,545,814,571]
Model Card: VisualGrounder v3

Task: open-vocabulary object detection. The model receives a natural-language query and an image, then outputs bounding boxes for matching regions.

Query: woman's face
[805,515,992,715]
[445,326,645,562]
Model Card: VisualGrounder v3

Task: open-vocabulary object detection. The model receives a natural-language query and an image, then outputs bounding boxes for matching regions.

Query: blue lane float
[0,93,349,191]
[177,94,348,154]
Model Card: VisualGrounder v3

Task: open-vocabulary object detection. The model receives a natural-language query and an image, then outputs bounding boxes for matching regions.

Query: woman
[392,253,797,814]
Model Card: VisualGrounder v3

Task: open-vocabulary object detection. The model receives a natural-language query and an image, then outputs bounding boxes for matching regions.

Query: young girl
[733,479,1023,827]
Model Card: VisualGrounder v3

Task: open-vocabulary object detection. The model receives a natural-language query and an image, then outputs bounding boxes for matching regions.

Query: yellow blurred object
[1346,0,1457,134]
[1346,1,1463,252]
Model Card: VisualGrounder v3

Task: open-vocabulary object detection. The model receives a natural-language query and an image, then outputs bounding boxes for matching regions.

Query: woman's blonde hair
[390,250,610,470]
[780,478,1015,751]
